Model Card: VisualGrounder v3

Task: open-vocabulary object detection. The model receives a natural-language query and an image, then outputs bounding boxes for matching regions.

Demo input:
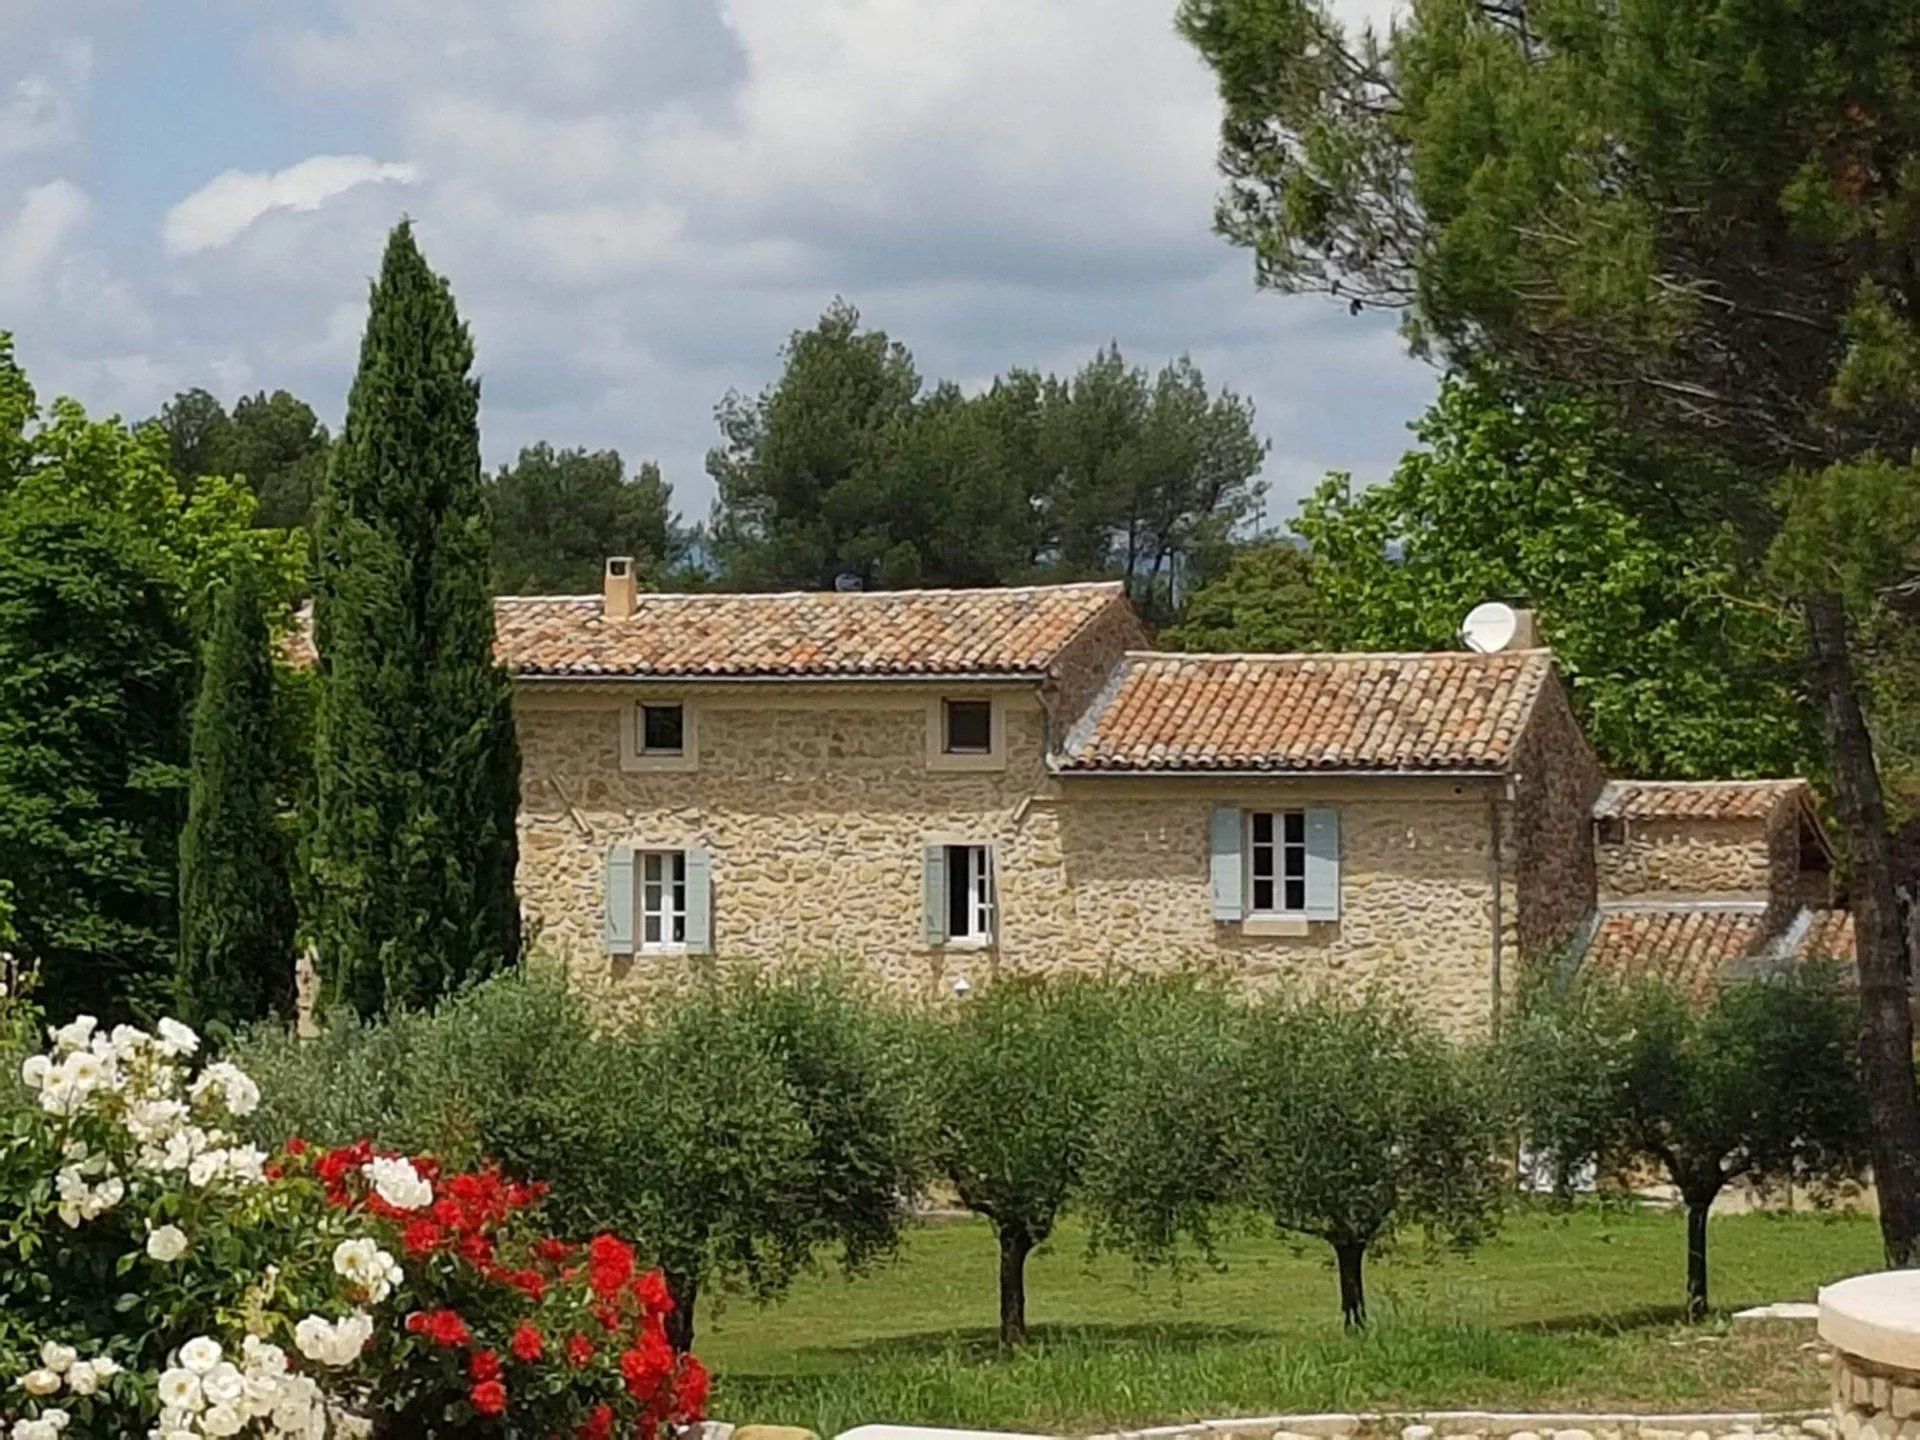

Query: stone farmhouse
[448,561,1851,1033]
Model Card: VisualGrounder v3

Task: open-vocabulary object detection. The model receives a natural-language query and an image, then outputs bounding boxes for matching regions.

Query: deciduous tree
[921,977,1119,1347]
[1508,966,1866,1319]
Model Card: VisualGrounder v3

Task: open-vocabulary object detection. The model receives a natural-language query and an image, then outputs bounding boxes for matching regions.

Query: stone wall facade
[1595,816,1779,901]
[514,684,1519,1034]
[1507,675,1605,967]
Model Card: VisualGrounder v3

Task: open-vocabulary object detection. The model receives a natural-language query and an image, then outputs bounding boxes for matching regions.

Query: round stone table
[1820,1271,1920,1439]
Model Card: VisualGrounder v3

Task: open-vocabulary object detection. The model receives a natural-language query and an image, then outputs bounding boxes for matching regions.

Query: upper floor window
[640,703,685,755]
[1248,809,1308,914]
[943,700,994,755]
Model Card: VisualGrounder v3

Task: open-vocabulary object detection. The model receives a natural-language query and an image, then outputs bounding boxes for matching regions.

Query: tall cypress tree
[177,563,297,1027]
[310,222,520,1015]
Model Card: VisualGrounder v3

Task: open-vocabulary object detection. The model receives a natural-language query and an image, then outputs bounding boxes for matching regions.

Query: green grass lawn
[698,1204,1879,1437]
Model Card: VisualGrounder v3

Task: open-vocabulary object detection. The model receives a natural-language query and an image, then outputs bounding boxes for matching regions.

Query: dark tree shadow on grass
[778,1319,1273,1364]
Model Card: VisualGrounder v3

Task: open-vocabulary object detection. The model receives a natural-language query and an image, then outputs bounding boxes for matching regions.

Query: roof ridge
[498,580,1128,605]
[1119,647,1553,663]
[1601,777,1807,789]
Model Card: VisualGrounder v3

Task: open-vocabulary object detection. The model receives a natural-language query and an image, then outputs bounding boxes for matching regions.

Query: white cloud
[161,155,419,257]
[0,38,93,159]
[0,179,91,300]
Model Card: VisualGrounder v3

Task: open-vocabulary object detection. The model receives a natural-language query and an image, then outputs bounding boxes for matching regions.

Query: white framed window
[948,844,995,942]
[639,850,687,951]
[1248,809,1309,915]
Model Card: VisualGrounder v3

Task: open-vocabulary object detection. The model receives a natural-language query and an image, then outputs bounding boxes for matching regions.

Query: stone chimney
[603,556,637,621]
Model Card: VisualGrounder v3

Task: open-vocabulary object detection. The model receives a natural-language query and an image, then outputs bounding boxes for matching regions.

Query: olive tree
[238,966,928,1352]
[1509,964,1866,1320]
[1236,994,1505,1327]
[922,976,1119,1347]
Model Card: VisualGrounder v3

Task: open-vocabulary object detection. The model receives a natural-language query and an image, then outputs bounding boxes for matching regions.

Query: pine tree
[309,222,521,1015]
[176,563,297,1027]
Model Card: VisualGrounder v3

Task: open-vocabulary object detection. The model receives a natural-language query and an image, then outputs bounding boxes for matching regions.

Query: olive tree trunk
[1334,1240,1368,1329]
[998,1225,1034,1348]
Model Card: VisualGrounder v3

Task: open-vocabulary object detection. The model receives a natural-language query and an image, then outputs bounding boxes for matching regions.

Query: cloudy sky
[0,0,1429,526]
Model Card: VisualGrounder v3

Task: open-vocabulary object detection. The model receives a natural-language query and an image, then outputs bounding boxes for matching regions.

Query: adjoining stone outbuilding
[293,564,1849,1034]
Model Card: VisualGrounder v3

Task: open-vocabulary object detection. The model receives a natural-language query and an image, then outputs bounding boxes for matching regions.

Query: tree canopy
[487,443,685,594]
[707,303,1267,616]
[1297,374,1817,779]
[157,388,334,532]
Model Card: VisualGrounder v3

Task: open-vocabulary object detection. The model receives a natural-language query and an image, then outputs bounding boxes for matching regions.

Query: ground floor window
[945,843,995,943]
[640,850,687,950]
[1248,809,1308,914]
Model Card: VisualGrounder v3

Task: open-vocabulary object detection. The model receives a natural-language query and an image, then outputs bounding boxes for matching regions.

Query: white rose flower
[50,1015,97,1053]
[42,1411,71,1433]
[177,1335,223,1375]
[362,1155,432,1211]
[60,1362,94,1397]
[39,1341,76,1374]
[240,1337,286,1376]
[155,1018,199,1057]
[156,1367,203,1412]
[187,1149,225,1188]
[199,1402,243,1438]
[19,1053,49,1089]
[200,1361,245,1409]
[17,1368,60,1396]
[146,1224,190,1262]
[87,1356,119,1379]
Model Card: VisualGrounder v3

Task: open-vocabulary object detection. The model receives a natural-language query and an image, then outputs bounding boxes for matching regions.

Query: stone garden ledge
[1819,1270,1920,1440]
[1082,1411,1826,1440]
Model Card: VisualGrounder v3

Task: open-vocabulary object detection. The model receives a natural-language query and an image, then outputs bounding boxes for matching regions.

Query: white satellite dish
[1461,601,1520,654]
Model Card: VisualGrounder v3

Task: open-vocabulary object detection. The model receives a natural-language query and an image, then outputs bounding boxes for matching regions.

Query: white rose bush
[0,991,709,1438]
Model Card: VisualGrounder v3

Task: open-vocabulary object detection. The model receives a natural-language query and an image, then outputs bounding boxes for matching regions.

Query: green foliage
[0,498,193,1022]
[920,976,1121,1345]
[1161,540,1337,652]
[308,222,521,1015]
[1506,964,1867,1317]
[236,966,929,1351]
[176,563,298,1029]
[1082,976,1249,1271]
[157,387,333,531]
[707,304,1266,616]
[1232,993,1504,1326]
[1296,374,1817,778]
[0,336,302,631]
[488,444,687,594]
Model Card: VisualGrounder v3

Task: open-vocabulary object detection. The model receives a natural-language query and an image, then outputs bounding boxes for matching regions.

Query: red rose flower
[533,1236,575,1265]
[677,1355,711,1419]
[469,1349,502,1383]
[510,1324,544,1363]
[411,1309,472,1348]
[470,1379,508,1417]
[402,1219,446,1255]
[564,1334,595,1369]
[587,1234,635,1298]
[620,1326,674,1402]
[578,1403,616,1440]
[636,1269,675,1316]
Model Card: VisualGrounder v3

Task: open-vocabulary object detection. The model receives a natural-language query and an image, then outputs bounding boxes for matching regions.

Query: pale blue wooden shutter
[603,844,635,954]
[1209,806,1244,921]
[1304,807,1341,920]
[683,848,712,955]
[923,845,948,944]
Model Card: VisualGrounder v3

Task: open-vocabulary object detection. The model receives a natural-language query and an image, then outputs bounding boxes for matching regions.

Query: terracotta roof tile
[1593,779,1810,822]
[1583,904,1856,1002]
[1583,909,1770,1003]
[288,582,1128,680]
[1054,649,1554,773]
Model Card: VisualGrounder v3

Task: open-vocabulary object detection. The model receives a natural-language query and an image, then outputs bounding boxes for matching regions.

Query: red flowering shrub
[288,1140,710,1437]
